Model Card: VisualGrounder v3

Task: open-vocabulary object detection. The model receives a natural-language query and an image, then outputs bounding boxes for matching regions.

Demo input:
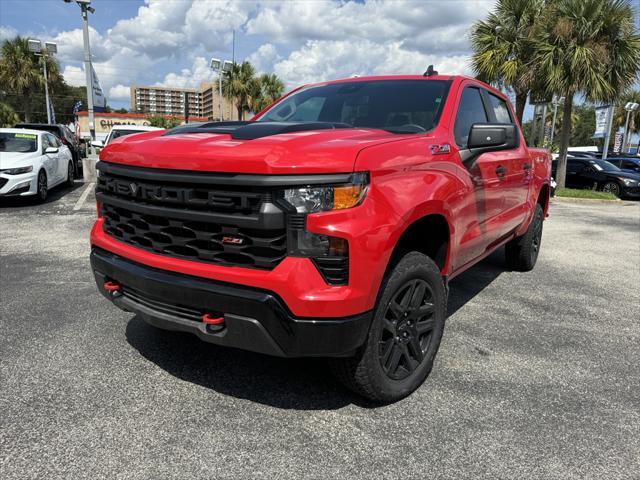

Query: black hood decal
[163,121,353,140]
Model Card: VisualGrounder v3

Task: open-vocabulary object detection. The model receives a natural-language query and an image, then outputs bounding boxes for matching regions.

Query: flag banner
[593,105,611,139]
[91,65,106,112]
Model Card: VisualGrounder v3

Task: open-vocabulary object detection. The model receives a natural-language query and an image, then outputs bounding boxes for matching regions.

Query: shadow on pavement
[126,249,506,409]
[0,181,84,209]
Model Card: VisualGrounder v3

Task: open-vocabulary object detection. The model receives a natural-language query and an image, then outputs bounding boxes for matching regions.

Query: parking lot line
[73,182,95,211]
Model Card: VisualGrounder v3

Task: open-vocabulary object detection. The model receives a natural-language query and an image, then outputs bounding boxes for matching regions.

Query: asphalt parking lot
[1,183,639,479]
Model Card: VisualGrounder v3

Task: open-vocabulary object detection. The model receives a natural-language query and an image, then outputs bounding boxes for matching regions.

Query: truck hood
[0,151,39,169]
[99,128,404,174]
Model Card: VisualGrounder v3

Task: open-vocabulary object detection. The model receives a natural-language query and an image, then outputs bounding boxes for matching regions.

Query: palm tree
[222,61,261,121]
[252,73,285,113]
[0,102,19,127]
[470,0,544,123]
[534,0,640,188]
[613,90,640,149]
[0,36,59,122]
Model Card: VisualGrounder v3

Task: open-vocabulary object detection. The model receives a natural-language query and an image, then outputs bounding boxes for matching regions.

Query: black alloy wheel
[379,279,436,380]
[602,181,621,197]
[66,161,75,186]
[37,170,48,202]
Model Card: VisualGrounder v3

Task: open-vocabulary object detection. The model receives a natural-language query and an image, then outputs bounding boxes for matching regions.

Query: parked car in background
[0,128,75,202]
[15,123,84,175]
[91,125,163,149]
[552,157,640,198]
[605,157,640,174]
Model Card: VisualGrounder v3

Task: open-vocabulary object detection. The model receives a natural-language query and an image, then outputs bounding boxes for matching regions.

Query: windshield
[590,160,620,172]
[108,129,146,144]
[257,80,451,133]
[0,132,38,153]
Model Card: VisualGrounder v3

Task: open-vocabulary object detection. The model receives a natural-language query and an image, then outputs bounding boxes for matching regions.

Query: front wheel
[505,203,543,271]
[331,251,446,403]
[602,181,621,198]
[36,170,48,202]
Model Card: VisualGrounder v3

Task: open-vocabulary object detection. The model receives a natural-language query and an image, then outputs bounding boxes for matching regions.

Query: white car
[0,128,75,202]
[92,125,162,148]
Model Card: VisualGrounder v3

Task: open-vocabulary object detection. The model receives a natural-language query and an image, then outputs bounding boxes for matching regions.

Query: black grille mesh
[102,203,287,269]
[0,178,7,189]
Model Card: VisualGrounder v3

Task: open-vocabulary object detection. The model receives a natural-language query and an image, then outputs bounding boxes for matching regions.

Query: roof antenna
[423,65,438,76]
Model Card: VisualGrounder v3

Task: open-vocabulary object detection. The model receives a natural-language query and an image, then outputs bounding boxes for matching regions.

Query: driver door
[40,134,57,183]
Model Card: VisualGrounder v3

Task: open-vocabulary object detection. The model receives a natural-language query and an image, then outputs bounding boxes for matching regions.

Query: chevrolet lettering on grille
[101,177,257,210]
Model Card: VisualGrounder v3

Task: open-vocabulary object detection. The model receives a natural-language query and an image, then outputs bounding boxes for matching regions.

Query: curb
[551,197,624,205]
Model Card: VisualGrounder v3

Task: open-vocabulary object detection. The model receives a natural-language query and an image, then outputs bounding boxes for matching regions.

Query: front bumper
[91,247,372,357]
[622,185,640,198]
[0,172,37,196]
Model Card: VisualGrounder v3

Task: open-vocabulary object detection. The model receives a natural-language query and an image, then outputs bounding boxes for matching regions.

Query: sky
[0,0,501,111]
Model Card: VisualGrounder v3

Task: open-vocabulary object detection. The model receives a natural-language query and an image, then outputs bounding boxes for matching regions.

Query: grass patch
[555,188,618,200]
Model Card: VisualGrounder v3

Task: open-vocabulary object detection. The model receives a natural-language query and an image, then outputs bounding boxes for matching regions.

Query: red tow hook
[202,313,225,326]
[103,280,122,293]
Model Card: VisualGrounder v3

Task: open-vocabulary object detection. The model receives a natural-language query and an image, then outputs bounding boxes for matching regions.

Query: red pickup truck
[91,74,551,402]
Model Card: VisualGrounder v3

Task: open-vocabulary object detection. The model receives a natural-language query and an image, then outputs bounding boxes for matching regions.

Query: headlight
[282,172,368,213]
[0,166,33,175]
[622,178,638,186]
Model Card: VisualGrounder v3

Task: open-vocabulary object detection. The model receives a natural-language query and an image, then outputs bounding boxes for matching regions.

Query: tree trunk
[515,91,527,125]
[237,104,243,121]
[555,93,573,190]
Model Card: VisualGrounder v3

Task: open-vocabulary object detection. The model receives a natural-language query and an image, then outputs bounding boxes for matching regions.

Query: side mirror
[91,140,104,148]
[44,146,59,154]
[460,123,519,164]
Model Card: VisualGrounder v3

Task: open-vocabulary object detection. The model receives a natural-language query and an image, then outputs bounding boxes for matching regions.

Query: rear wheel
[66,161,75,187]
[331,251,446,403]
[602,181,621,198]
[505,203,543,271]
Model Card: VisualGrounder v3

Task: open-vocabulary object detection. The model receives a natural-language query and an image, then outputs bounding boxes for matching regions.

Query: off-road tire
[331,251,447,403]
[505,203,543,272]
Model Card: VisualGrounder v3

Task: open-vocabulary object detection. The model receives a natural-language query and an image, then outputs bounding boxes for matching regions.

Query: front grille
[0,178,7,189]
[97,163,287,270]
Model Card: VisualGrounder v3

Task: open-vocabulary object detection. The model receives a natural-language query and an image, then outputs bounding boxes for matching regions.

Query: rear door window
[454,87,488,148]
[487,93,513,123]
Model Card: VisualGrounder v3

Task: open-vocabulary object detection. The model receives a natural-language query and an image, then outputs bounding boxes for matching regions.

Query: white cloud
[108,84,131,101]
[61,65,85,87]
[9,0,496,108]
[0,26,18,41]
[246,44,280,73]
[273,40,472,88]
[157,56,216,88]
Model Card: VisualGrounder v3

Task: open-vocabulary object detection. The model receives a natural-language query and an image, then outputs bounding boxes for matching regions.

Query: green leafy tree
[470,0,544,122]
[222,61,261,120]
[0,102,19,127]
[252,73,286,113]
[0,36,61,122]
[613,90,640,149]
[535,0,640,188]
[146,115,181,129]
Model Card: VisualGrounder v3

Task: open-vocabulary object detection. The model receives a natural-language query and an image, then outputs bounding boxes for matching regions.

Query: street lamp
[63,0,96,140]
[549,94,565,147]
[622,102,639,153]
[28,39,57,124]
[210,58,233,121]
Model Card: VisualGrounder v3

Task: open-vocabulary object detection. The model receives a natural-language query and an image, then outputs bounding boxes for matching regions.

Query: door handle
[523,163,531,170]
[495,165,507,176]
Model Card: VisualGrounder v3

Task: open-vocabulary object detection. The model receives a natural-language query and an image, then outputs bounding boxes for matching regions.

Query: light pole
[210,58,233,121]
[549,94,565,148]
[63,0,96,140]
[28,39,57,124]
[622,102,639,153]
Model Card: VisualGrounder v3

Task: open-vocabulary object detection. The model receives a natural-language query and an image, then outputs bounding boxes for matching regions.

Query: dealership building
[129,83,237,120]
[76,111,208,142]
